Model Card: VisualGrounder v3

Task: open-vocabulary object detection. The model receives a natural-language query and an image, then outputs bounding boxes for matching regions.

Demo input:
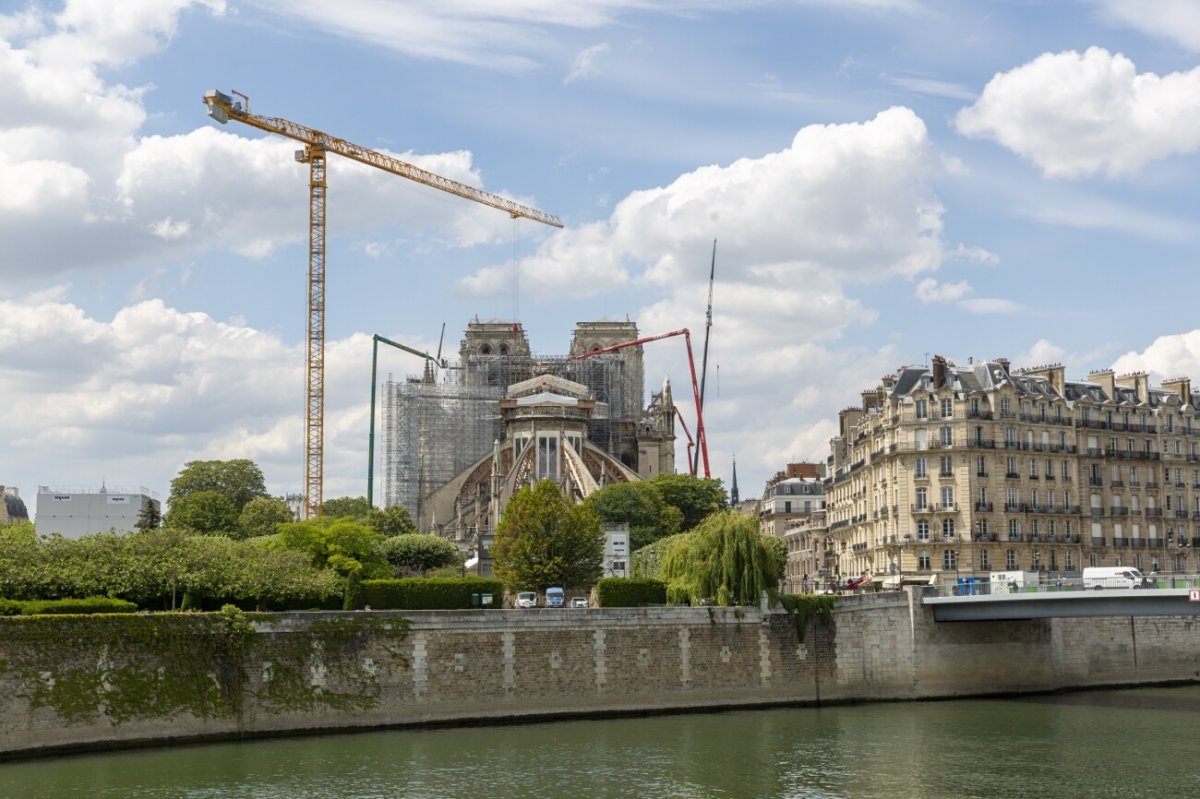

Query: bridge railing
[922,574,1200,599]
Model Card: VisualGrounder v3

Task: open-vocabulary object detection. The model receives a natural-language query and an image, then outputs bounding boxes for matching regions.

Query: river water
[3,685,1197,799]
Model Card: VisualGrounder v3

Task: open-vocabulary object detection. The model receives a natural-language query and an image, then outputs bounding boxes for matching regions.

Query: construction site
[381,318,680,544]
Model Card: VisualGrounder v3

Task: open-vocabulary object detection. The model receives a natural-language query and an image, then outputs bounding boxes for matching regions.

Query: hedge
[596,578,667,607]
[0,597,139,616]
[361,577,504,609]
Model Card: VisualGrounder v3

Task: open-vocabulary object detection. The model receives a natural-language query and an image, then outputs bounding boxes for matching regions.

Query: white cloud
[946,243,999,265]
[462,106,944,301]
[0,293,379,501]
[1090,0,1200,54]
[1016,339,1067,368]
[955,47,1200,178]
[565,42,610,83]
[959,297,1019,314]
[915,277,970,303]
[887,75,975,100]
[1112,330,1200,380]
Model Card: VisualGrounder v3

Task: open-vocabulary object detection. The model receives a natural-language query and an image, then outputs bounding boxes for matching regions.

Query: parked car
[514,591,538,608]
[545,587,565,608]
[570,596,589,608]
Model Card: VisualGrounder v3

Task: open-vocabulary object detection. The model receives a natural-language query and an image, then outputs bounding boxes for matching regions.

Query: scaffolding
[381,348,644,521]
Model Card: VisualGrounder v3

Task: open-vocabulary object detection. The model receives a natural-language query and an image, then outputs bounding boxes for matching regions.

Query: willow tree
[660,510,782,606]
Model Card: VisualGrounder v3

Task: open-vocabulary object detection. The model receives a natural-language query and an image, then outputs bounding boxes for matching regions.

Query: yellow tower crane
[203,89,563,519]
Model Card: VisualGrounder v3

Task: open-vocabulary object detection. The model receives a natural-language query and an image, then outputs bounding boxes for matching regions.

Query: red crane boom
[569,328,710,478]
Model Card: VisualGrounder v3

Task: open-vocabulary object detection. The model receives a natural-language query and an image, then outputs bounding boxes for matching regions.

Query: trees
[238,496,295,539]
[163,490,239,535]
[377,534,461,577]
[275,517,387,579]
[322,496,372,520]
[660,510,783,606]
[492,480,604,592]
[135,500,162,531]
[649,473,727,531]
[585,481,682,551]
[168,459,268,514]
[365,504,417,537]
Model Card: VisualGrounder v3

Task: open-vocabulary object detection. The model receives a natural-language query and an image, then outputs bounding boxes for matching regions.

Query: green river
[3,685,1197,798]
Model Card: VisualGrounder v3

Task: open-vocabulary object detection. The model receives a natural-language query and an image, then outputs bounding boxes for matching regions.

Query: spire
[730,454,739,506]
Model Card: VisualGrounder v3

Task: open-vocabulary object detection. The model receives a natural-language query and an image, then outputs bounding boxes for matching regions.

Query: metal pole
[367,335,380,507]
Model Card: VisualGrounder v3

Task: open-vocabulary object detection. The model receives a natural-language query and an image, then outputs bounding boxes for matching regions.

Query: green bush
[362,577,504,609]
[8,597,139,615]
[0,599,23,616]
[596,577,667,607]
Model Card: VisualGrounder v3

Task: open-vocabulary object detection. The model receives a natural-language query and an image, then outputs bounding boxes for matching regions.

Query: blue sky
[3,0,1200,513]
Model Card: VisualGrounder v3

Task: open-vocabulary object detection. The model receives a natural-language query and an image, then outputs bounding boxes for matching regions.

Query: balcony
[1176,510,1189,519]
[1111,507,1129,517]
[1146,508,1164,518]
[1146,481,1160,489]
[1004,502,1023,512]
[968,439,996,449]
[1090,508,1105,517]
[974,502,993,512]
[1091,537,1107,547]
[1088,477,1104,486]
[1110,479,1124,488]
[1005,472,1021,479]
[1113,537,1130,547]
[968,409,994,420]
[976,471,990,478]
[911,504,932,514]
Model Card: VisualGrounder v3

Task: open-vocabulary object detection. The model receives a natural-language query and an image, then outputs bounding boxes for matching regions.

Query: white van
[1082,566,1146,590]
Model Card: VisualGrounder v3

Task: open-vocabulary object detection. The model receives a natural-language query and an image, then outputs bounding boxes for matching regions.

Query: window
[917,519,930,540]
[977,456,987,476]
[977,519,989,536]
[918,550,931,570]
[940,398,952,418]
[1007,487,1020,508]
[537,435,559,481]
[940,455,953,476]
[940,426,952,446]
[915,399,927,419]
[1062,460,1070,479]
[1029,459,1038,478]
[1089,553,1098,568]
[915,487,928,509]
[970,398,980,415]
[1006,550,1018,570]
[1045,459,1054,478]
[1055,405,1063,422]
[1058,431,1067,449]
[1000,397,1011,415]
[942,518,955,538]
[941,486,955,508]
[914,456,927,477]
[784,501,792,513]
[942,549,957,570]
[1008,518,1021,538]
[1065,551,1074,570]
[1006,456,1018,476]
[979,549,990,570]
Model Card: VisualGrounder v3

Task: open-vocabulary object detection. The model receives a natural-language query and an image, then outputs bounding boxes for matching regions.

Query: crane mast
[203,90,562,518]
[569,328,711,478]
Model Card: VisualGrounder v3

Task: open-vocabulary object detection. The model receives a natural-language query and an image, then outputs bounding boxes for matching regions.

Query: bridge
[921,584,1200,621]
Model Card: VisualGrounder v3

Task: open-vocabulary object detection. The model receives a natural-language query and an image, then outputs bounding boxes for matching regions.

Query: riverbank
[2,589,1197,759]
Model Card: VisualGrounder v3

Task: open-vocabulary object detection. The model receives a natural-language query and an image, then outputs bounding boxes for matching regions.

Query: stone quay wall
[2,590,1198,758]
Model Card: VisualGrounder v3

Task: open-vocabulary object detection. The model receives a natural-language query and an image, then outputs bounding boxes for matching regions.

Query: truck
[988,571,1041,593]
[544,587,566,608]
[1082,566,1147,590]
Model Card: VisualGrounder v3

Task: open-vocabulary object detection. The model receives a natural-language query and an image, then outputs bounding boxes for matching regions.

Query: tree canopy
[238,496,295,539]
[322,496,372,520]
[168,459,268,514]
[377,534,461,576]
[492,480,604,592]
[275,517,387,578]
[163,490,239,535]
[659,510,782,606]
[584,481,682,551]
[648,473,727,531]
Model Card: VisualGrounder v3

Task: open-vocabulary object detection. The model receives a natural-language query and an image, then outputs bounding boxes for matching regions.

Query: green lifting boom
[367,334,443,507]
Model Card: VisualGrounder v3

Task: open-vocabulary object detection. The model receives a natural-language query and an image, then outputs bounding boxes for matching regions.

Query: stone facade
[820,358,1200,589]
[3,595,1199,758]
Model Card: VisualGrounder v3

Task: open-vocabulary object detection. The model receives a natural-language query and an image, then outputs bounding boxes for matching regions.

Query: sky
[3,0,1200,515]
